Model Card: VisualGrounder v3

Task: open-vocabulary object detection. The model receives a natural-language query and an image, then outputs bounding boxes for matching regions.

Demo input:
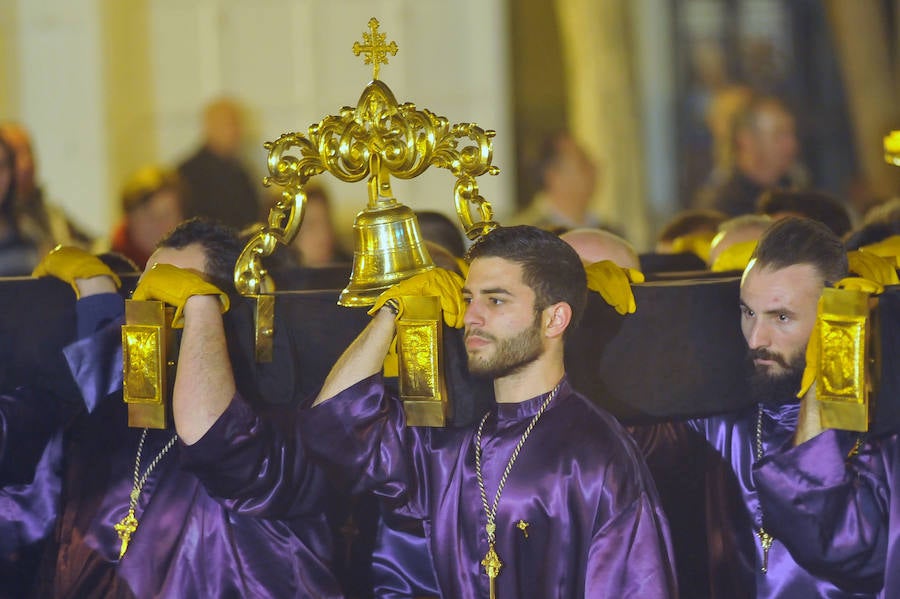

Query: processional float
[122,18,499,428]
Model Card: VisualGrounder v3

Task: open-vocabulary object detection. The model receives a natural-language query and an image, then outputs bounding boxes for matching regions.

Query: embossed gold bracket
[396,295,448,426]
[122,300,176,429]
[817,288,871,431]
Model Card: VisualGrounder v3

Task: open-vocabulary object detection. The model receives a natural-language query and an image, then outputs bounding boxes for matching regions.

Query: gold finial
[352,18,398,80]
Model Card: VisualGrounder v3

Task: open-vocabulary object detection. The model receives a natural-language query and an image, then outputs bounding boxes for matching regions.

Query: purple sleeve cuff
[75,293,123,339]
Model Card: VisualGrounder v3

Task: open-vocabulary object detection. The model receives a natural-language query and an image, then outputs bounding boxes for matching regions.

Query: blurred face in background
[546,136,598,212]
[0,125,36,200]
[743,102,798,185]
[128,188,184,259]
[293,195,337,267]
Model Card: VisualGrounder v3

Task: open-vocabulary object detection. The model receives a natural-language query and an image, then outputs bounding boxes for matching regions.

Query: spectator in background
[0,134,39,276]
[416,210,466,258]
[704,85,754,190]
[696,95,803,217]
[0,122,93,254]
[511,131,603,232]
[757,189,852,238]
[108,166,186,269]
[286,184,349,268]
[178,98,260,230]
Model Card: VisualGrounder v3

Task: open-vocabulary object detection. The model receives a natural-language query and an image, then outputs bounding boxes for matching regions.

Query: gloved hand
[860,235,900,267]
[847,250,899,286]
[132,263,230,328]
[32,246,121,298]
[835,276,884,295]
[671,232,716,263]
[797,320,820,399]
[584,260,644,315]
[368,267,466,328]
[710,239,758,273]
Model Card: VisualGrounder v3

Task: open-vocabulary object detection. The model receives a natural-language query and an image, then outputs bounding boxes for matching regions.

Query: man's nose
[746,321,770,349]
[463,300,482,326]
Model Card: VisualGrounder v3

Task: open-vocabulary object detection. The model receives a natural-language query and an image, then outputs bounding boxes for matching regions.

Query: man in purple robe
[686,217,877,597]
[750,272,900,592]
[172,225,677,598]
[24,219,342,598]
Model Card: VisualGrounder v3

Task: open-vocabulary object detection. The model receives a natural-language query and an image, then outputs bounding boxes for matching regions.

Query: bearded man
[171,224,677,598]
[687,216,867,598]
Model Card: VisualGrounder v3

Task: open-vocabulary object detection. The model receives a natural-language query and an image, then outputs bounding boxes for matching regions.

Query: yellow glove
[860,235,900,267]
[797,319,820,399]
[835,276,884,295]
[584,260,644,315]
[847,250,899,287]
[32,245,121,298]
[132,263,230,328]
[671,231,716,263]
[368,267,466,328]
[710,239,758,272]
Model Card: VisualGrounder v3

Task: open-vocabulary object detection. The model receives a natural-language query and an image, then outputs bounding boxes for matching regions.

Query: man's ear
[543,302,572,339]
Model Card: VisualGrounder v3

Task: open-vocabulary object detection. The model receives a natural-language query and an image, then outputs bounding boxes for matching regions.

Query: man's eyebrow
[461,287,513,296]
[762,307,797,317]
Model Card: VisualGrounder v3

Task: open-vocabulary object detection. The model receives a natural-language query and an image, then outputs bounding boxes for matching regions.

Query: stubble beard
[466,313,544,380]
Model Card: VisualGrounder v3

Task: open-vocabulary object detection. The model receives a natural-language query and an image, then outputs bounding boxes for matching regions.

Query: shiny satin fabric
[756,429,896,597]
[0,432,63,597]
[300,374,678,599]
[35,295,343,599]
[691,403,876,598]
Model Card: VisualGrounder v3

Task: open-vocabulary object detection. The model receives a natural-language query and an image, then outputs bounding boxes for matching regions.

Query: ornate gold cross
[481,541,502,599]
[114,508,139,558]
[352,17,398,80]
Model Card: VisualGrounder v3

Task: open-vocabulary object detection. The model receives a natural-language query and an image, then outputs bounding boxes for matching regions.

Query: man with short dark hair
[24,218,342,598]
[172,225,677,598]
[688,217,867,597]
[750,246,900,596]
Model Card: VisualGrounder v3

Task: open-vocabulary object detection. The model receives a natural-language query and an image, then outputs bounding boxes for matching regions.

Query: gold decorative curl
[235,76,499,295]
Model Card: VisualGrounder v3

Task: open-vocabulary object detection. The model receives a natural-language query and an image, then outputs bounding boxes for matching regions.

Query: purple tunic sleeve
[179,393,329,520]
[755,429,889,592]
[299,373,417,504]
[585,491,678,597]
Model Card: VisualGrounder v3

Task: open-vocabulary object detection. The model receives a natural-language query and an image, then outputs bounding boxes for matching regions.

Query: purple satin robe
[692,403,876,598]
[298,374,677,599]
[755,429,895,597]
[35,293,343,599]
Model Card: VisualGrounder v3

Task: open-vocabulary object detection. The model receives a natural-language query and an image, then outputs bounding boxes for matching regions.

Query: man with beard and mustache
[686,216,869,598]
[170,225,677,599]
[749,266,900,593]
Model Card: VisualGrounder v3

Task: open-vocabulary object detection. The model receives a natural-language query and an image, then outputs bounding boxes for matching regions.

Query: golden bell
[339,200,435,307]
